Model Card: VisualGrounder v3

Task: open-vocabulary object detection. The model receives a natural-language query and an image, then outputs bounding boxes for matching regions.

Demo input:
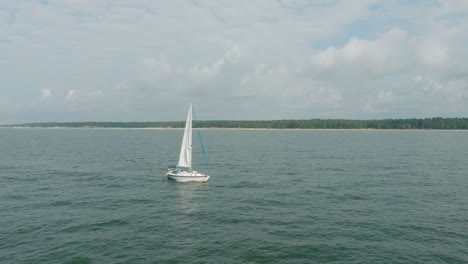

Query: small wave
[49,200,72,206]
[230,181,263,189]
[64,256,93,264]
[3,194,28,200]
[95,219,129,227]
[61,219,129,233]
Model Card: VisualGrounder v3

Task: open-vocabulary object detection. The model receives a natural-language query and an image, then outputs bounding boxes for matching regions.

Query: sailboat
[166,104,210,182]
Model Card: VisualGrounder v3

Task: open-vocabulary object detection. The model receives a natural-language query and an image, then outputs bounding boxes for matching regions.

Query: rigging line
[192,106,210,173]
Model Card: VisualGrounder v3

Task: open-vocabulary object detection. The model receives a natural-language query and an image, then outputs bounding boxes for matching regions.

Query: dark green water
[1,128,467,263]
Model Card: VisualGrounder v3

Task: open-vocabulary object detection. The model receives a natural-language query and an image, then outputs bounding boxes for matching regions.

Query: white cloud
[244,63,289,81]
[413,75,423,82]
[87,90,104,99]
[190,44,242,78]
[65,90,77,100]
[64,89,104,101]
[224,45,241,63]
[190,60,224,78]
[418,40,448,67]
[40,88,52,98]
[310,29,411,75]
[142,57,172,76]
[377,90,393,103]
[414,76,466,104]
[309,87,343,107]
[444,80,467,104]
[113,82,127,91]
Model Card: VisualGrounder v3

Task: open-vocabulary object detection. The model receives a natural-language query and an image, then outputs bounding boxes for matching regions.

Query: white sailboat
[166,104,210,182]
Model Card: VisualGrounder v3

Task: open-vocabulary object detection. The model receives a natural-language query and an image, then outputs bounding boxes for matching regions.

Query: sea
[0,128,467,264]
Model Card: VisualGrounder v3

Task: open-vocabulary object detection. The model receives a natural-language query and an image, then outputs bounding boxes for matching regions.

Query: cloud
[418,39,448,67]
[0,1,467,123]
[141,57,172,76]
[377,90,393,103]
[87,90,104,99]
[65,90,77,100]
[413,76,466,104]
[310,29,412,75]
[189,45,242,78]
[40,88,52,98]
[64,89,104,101]
[309,87,343,107]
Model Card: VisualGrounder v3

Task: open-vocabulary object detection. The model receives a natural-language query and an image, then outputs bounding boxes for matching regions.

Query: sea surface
[0,128,467,264]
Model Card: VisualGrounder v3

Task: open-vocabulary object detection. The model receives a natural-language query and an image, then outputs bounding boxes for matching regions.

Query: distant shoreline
[1,127,468,131]
[0,117,468,130]
[1,118,467,130]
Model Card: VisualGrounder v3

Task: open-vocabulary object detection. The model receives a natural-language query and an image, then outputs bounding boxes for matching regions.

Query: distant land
[1,118,468,129]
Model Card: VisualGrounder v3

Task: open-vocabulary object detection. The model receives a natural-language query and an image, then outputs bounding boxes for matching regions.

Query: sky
[1,0,467,124]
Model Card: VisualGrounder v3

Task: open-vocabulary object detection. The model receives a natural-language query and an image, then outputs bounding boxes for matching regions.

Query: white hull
[166,172,210,182]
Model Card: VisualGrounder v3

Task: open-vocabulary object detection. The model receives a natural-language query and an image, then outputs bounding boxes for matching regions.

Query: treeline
[3,118,468,129]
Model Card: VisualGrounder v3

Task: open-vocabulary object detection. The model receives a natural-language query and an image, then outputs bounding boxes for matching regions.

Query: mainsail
[177,104,192,169]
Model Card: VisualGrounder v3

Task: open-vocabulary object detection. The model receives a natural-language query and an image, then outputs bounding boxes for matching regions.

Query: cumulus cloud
[310,29,412,75]
[190,45,242,78]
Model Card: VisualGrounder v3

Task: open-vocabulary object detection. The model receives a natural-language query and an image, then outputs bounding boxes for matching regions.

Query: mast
[189,104,192,173]
[193,106,209,175]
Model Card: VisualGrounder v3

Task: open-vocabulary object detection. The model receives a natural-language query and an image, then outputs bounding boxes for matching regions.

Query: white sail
[177,104,192,169]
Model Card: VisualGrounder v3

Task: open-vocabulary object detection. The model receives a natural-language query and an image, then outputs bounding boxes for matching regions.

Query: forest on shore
[2,118,468,129]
